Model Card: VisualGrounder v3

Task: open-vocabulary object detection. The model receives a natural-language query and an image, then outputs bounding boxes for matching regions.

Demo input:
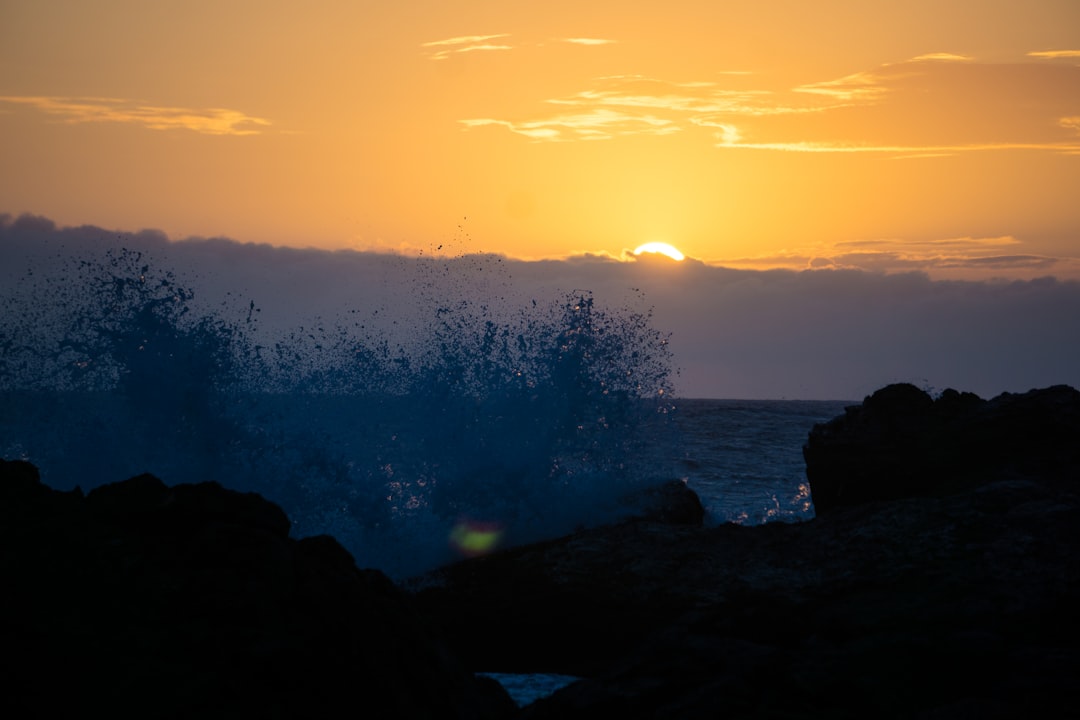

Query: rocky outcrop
[0,460,515,719]
[7,383,1078,718]
[627,477,706,526]
[804,383,1080,512]
[409,385,1080,718]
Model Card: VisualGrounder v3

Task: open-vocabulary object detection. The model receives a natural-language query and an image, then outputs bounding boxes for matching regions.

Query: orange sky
[2,0,1079,279]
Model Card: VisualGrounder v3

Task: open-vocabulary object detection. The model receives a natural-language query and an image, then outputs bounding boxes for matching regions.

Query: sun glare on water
[633,242,685,261]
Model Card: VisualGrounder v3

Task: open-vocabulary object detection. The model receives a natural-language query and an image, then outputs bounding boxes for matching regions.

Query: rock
[628,478,706,526]
[408,518,706,677]
[408,385,1080,718]
[0,458,47,501]
[9,383,1078,718]
[803,383,1080,513]
[0,463,515,720]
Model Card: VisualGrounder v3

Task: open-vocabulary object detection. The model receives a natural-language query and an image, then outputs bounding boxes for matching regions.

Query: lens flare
[449,519,505,557]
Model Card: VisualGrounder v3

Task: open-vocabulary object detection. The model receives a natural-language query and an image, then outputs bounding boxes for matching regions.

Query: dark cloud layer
[4,214,1079,400]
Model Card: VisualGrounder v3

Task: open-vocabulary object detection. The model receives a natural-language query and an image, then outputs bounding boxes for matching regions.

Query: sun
[633,242,685,261]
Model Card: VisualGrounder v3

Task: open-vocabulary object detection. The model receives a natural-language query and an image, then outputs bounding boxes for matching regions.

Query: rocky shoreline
[409,384,1080,717]
[0,462,515,719]
[3,383,1078,718]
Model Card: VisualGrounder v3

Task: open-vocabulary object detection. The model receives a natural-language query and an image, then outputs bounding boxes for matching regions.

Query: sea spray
[1,233,679,578]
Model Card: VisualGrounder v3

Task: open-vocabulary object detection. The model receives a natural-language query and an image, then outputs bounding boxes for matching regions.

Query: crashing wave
[1,239,678,578]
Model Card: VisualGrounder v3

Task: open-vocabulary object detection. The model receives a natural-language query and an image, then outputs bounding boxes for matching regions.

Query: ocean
[675,397,851,525]
[0,237,850,582]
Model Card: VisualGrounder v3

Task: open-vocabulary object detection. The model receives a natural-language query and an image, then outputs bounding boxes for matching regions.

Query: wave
[1,241,679,578]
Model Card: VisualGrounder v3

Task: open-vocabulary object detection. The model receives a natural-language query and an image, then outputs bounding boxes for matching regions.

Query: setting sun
[634,242,685,262]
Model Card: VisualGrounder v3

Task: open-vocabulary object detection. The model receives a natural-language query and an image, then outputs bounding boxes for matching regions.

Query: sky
[2,1,1080,398]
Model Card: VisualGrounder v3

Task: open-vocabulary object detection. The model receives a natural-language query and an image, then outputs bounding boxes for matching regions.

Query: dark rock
[0,458,46,500]
[804,383,1080,512]
[408,385,1080,718]
[0,463,515,720]
[628,478,705,526]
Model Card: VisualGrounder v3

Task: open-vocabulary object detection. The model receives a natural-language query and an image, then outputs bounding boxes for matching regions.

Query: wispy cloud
[421,33,618,59]
[910,52,973,62]
[462,108,678,141]
[421,34,513,60]
[0,96,271,135]
[422,34,510,47]
[560,37,616,46]
[464,75,811,141]
[1028,49,1080,59]
[546,76,764,114]
[794,70,890,102]
[460,54,1080,156]
[714,236,1080,280]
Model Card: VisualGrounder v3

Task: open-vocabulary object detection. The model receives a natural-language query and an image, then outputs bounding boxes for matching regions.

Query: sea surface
[674,397,851,526]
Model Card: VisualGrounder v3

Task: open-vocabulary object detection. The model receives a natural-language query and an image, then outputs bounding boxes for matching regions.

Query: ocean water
[1,235,850,584]
[675,397,851,526]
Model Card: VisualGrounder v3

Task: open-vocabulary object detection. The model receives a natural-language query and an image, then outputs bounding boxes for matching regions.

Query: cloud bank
[4,214,1079,400]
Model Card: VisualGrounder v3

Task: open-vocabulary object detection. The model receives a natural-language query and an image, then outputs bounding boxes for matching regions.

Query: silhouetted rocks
[0,460,514,719]
[804,383,1080,512]
[409,385,1080,718]
[7,383,1079,718]
[629,477,706,526]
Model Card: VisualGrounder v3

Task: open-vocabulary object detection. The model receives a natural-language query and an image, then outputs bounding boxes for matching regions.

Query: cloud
[794,70,890,102]
[464,75,784,141]
[546,77,762,114]
[909,53,973,62]
[421,33,619,60]
[5,215,1080,401]
[459,54,1080,156]
[1028,50,1080,59]
[421,34,510,47]
[0,96,271,135]
[711,123,742,145]
[421,34,513,60]
[560,38,616,46]
[461,108,678,141]
[712,235,1080,281]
